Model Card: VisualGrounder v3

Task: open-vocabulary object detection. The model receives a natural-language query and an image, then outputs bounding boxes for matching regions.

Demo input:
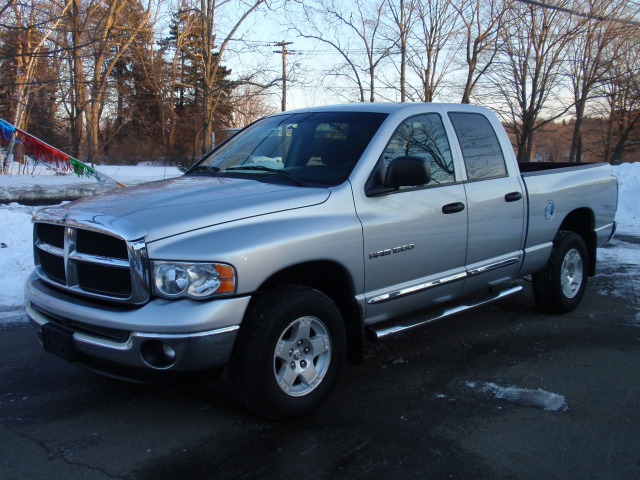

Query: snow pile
[0,154,181,184]
[0,203,39,321]
[97,164,182,185]
[468,381,568,411]
[0,163,181,203]
[613,163,640,236]
[0,164,180,321]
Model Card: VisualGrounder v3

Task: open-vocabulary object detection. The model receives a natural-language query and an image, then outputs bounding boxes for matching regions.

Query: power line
[227,38,277,45]
[515,0,640,27]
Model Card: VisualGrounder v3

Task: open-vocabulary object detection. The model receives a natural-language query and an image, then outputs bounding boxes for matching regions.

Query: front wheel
[532,231,589,313]
[229,286,346,419]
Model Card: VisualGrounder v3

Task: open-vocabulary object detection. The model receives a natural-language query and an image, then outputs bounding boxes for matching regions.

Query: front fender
[146,185,364,295]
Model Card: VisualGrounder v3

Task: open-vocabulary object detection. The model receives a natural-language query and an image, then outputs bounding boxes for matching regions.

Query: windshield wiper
[188,165,220,176]
[223,166,306,186]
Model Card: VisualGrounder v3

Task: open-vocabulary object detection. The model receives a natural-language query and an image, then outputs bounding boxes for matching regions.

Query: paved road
[1,241,639,479]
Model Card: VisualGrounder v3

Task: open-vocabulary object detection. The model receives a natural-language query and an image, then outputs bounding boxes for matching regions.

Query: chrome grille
[34,222,149,304]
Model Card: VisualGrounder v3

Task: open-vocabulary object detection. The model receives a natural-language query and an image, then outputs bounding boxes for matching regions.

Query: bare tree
[385,0,416,102]
[0,0,15,18]
[566,0,638,162]
[137,0,200,157]
[454,0,513,104]
[57,0,157,164]
[59,0,88,161]
[0,0,72,172]
[229,84,278,128]
[599,34,640,164]
[293,0,390,103]
[405,0,458,103]
[491,1,577,162]
[198,0,267,154]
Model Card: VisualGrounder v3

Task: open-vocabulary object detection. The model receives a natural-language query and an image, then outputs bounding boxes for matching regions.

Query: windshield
[190,111,387,187]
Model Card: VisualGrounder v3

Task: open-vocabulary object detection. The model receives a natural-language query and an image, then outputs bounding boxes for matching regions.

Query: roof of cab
[270,102,492,117]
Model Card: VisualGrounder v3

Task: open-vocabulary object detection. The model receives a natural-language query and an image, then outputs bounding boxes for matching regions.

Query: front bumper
[25,271,251,377]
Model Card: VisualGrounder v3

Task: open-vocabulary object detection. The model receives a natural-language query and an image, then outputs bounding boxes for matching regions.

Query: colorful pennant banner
[0,117,125,188]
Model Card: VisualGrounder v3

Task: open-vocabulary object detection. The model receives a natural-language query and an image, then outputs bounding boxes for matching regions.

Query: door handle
[505,191,523,202]
[442,202,465,214]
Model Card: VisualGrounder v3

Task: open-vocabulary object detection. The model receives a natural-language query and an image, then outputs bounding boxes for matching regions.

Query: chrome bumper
[25,271,249,374]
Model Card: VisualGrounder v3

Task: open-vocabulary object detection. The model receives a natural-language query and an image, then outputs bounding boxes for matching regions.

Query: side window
[381,113,455,186]
[448,112,507,180]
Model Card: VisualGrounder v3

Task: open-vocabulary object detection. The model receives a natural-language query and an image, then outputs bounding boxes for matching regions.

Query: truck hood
[38,176,330,242]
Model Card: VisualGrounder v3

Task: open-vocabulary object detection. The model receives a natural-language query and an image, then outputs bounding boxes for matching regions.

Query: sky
[155,0,347,111]
[187,0,640,111]
[0,162,638,324]
[168,0,415,110]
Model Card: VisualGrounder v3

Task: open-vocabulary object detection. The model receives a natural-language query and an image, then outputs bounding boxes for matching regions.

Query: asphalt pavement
[1,250,639,479]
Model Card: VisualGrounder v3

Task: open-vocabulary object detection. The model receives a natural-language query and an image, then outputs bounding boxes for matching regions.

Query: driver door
[353,112,468,325]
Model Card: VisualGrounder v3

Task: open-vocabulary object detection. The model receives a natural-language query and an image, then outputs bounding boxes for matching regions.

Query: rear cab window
[448,112,507,181]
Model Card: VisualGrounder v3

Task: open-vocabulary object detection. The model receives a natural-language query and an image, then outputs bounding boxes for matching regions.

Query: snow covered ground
[0,163,182,202]
[1,163,639,324]
[0,164,181,322]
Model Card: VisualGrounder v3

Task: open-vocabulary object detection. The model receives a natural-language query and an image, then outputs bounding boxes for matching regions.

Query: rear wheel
[229,286,346,419]
[532,231,589,313]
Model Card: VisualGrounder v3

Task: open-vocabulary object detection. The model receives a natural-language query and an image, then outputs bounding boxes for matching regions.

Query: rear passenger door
[447,112,526,294]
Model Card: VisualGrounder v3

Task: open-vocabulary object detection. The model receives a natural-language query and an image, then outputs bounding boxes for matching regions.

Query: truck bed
[518,161,605,175]
[517,161,617,276]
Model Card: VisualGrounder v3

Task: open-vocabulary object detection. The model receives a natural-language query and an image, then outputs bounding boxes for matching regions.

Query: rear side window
[448,112,507,180]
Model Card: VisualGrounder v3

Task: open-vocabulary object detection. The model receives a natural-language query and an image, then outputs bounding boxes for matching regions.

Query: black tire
[532,231,589,314]
[229,285,346,419]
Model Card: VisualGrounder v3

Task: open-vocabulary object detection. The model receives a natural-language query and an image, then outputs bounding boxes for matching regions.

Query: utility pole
[273,40,294,111]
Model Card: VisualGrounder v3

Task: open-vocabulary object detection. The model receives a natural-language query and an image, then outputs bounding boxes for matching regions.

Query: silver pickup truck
[25,103,618,418]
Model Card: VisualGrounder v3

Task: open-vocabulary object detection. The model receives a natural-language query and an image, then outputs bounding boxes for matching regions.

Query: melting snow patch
[473,382,568,411]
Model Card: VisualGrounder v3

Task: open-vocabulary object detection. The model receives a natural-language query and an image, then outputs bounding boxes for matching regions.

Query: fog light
[141,340,177,369]
[162,343,176,361]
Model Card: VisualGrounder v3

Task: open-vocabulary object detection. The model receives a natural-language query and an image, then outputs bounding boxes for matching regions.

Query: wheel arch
[252,260,364,364]
[558,207,596,276]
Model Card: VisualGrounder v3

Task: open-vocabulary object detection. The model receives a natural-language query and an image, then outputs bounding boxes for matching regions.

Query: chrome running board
[368,285,523,340]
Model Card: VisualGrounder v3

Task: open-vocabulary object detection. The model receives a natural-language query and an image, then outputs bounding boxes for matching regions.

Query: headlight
[152,261,236,299]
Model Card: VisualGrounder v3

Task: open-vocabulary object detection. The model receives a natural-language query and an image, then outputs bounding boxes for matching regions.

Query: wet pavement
[1,255,639,479]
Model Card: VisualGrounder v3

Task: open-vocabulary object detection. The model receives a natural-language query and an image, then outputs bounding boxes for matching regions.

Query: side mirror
[384,156,431,188]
